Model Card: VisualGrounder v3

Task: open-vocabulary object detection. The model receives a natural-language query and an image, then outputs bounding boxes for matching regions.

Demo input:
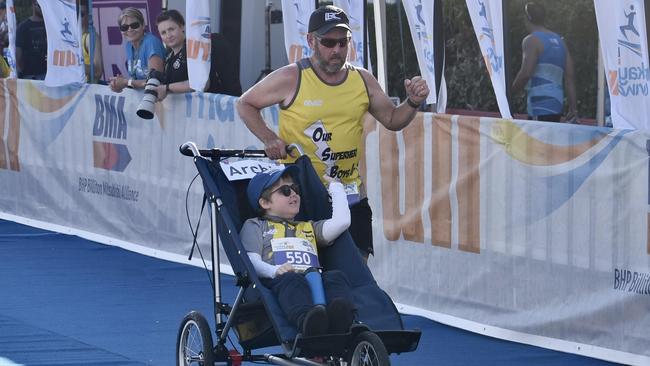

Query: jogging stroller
[177,141,421,366]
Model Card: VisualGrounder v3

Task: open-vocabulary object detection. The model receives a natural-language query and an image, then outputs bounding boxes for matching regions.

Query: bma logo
[92,94,131,172]
[477,0,502,75]
[609,2,649,97]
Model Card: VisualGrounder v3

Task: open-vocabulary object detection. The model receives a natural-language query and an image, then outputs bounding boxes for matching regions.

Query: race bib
[271,237,320,272]
[344,182,360,205]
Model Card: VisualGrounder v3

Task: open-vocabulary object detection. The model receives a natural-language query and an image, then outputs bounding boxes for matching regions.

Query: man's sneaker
[326,298,354,333]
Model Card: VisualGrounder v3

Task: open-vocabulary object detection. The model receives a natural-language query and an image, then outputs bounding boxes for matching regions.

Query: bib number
[271,237,320,272]
[344,182,360,205]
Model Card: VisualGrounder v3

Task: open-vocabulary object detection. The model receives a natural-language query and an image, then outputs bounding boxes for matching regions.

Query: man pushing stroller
[240,165,356,337]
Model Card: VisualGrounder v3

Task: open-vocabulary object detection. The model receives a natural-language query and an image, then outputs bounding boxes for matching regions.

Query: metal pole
[210,200,223,327]
[87,0,95,83]
[596,40,605,126]
[373,0,387,91]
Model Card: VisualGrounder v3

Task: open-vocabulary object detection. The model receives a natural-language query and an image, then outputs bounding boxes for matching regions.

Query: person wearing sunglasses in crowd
[237,5,429,263]
[154,9,242,101]
[240,166,356,336]
[79,3,103,83]
[109,7,164,93]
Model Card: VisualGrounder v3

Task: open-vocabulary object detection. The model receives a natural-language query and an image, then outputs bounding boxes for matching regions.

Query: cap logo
[325,12,340,21]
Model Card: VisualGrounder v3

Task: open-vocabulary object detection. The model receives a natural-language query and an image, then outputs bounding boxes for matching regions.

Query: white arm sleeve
[321,181,352,243]
[247,252,281,279]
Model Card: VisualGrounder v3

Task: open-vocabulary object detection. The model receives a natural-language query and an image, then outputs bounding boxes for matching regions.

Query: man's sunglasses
[119,22,141,32]
[317,37,350,48]
[271,184,300,197]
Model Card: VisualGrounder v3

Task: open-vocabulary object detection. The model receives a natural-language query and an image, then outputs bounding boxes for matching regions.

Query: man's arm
[512,35,540,93]
[236,64,299,159]
[563,41,577,120]
[360,69,429,131]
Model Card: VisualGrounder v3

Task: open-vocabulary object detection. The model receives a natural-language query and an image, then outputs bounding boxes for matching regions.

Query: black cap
[308,5,351,36]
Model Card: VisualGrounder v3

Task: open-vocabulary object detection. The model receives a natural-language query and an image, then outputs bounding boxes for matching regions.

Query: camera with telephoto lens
[136,69,165,119]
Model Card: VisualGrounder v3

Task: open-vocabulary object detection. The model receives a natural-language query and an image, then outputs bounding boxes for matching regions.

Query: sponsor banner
[90,0,162,79]
[281,0,315,63]
[402,0,446,109]
[466,0,511,118]
[332,0,365,68]
[5,0,17,78]
[186,0,211,91]
[0,80,649,363]
[594,0,650,130]
[38,0,85,86]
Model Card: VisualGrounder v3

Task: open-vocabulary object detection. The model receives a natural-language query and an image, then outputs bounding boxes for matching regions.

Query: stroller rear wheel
[176,311,215,366]
[346,331,391,366]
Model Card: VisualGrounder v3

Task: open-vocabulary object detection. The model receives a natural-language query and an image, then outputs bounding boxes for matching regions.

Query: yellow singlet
[279,58,369,202]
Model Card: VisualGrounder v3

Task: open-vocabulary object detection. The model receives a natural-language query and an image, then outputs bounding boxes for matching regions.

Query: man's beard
[313,47,345,75]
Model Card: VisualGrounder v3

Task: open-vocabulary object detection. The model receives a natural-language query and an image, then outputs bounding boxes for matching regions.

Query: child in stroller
[240,165,356,337]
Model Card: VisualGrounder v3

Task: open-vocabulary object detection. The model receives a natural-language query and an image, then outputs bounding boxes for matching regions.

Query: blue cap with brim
[247,165,299,211]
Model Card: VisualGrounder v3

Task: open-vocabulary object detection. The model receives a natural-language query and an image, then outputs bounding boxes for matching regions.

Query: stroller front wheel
[347,331,391,366]
[176,311,215,366]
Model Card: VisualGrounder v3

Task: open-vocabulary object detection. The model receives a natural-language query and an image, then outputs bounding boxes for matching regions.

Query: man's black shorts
[349,198,373,257]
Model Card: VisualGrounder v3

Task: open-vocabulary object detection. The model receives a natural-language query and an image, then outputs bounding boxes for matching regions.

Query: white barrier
[0,80,648,364]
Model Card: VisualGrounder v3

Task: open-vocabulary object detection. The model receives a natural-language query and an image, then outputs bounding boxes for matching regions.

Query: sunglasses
[317,37,350,48]
[271,184,300,197]
[119,22,141,32]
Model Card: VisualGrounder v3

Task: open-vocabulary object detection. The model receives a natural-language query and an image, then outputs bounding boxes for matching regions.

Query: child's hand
[275,262,294,276]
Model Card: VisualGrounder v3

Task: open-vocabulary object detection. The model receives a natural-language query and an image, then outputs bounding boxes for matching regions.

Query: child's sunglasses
[119,22,141,32]
[271,184,300,197]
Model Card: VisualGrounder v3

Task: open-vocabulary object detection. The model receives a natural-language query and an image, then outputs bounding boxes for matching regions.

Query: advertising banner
[38,0,85,86]
[594,0,650,130]
[280,0,315,63]
[185,0,211,91]
[0,80,649,364]
[466,0,511,118]
[332,0,365,68]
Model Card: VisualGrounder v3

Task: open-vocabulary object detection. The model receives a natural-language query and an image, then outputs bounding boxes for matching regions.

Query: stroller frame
[177,141,420,366]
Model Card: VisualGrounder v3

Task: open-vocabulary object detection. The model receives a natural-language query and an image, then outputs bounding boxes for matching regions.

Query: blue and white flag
[37,0,85,86]
[281,0,315,63]
[333,0,365,68]
[594,0,650,130]
[466,0,511,118]
[5,0,17,78]
[402,0,446,111]
[186,0,211,91]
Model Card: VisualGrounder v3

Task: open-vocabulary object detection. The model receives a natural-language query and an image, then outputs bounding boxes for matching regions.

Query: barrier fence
[0,80,648,365]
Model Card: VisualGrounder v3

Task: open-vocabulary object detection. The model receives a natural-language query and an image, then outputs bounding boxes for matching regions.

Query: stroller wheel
[346,331,391,366]
[176,311,215,366]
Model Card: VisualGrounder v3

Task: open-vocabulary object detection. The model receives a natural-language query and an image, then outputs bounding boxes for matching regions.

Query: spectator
[16,0,46,80]
[79,2,103,83]
[512,2,577,122]
[154,9,241,100]
[109,7,164,92]
[0,1,8,51]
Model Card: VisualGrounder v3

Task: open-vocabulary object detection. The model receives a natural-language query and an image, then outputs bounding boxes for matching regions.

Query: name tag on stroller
[220,159,284,181]
[270,237,320,272]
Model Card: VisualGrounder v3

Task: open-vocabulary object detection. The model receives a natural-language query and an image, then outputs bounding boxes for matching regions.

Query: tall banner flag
[5,0,16,78]
[594,0,650,130]
[402,0,447,111]
[186,0,211,91]
[333,0,365,68]
[466,0,511,118]
[37,0,85,86]
[281,0,315,63]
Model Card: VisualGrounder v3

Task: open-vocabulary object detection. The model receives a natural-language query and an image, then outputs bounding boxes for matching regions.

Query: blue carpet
[0,220,617,365]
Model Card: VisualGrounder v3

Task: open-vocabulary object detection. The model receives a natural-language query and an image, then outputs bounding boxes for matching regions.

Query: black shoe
[326,298,354,333]
[301,305,328,337]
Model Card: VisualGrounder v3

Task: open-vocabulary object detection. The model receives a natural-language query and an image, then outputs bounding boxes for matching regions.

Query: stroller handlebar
[180,141,304,159]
